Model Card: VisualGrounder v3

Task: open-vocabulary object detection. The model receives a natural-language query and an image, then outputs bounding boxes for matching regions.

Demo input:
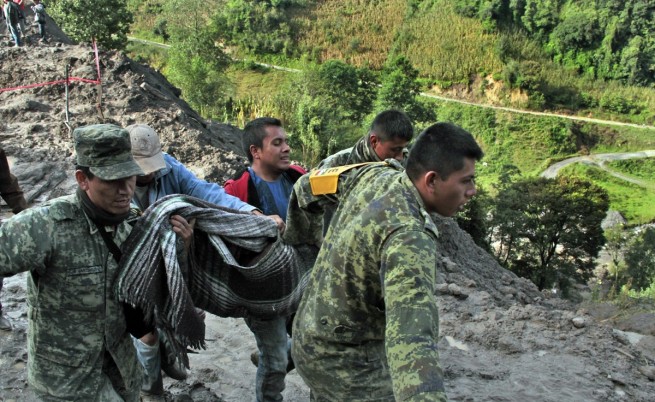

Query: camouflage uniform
[289,160,447,401]
[317,134,381,170]
[315,135,409,237]
[0,125,143,401]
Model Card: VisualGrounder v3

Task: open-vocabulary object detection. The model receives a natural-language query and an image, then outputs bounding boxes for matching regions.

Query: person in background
[289,122,484,401]
[12,0,25,36]
[0,124,194,401]
[31,0,46,42]
[224,117,305,402]
[315,109,414,236]
[0,147,28,332]
[318,109,414,169]
[127,123,285,399]
[3,0,21,47]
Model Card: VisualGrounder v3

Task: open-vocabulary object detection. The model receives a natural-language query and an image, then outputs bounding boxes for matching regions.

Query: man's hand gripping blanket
[116,194,318,355]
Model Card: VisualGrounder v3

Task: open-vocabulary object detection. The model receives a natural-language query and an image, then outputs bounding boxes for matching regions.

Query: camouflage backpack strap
[308,162,386,195]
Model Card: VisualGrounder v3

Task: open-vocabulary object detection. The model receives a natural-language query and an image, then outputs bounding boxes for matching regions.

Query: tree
[280,61,375,167]
[163,2,232,119]
[456,186,492,252]
[213,0,300,55]
[49,0,133,49]
[489,176,609,294]
[624,227,655,291]
[603,225,631,294]
[317,60,377,123]
[377,56,436,124]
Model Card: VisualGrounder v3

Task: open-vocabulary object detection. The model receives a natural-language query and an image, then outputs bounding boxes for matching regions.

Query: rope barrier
[0,40,102,93]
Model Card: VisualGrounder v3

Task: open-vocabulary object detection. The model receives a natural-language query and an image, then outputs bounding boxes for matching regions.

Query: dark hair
[242,117,283,163]
[369,110,414,142]
[75,165,95,179]
[405,122,484,181]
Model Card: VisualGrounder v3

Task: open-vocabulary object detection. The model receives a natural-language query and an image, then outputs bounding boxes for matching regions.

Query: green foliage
[607,158,655,182]
[604,225,631,294]
[489,176,609,294]
[153,18,170,41]
[456,186,492,252]
[50,0,133,49]
[279,60,377,167]
[551,7,601,51]
[213,0,302,55]
[164,23,231,119]
[624,227,655,291]
[454,0,655,86]
[560,163,655,224]
[317,60,378,123]
[598,92,642,115]
[377,56,436,124]
[619,281,655,301]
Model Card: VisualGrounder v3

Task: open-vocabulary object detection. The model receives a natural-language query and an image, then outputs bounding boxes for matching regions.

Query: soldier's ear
[75,170,90,190]
[369,132,379,148]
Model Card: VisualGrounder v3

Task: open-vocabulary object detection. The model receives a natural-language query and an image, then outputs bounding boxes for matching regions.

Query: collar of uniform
[82,212,117,235]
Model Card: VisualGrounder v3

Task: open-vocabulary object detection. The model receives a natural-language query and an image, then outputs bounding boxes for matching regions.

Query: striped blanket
[117,194,318,351]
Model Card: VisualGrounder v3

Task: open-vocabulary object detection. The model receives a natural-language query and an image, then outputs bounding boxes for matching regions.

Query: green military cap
[74,124,145,180]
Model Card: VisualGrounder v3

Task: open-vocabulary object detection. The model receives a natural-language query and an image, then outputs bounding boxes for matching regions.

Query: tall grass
[291,0,407,68]
[399,1,502,83]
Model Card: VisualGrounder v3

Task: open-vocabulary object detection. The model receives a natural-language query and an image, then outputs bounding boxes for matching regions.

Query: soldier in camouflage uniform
[317,109,413,170]
[315,109,413,236]
[288,122,484,401]
[0,124,195,401]
[0,147,28,331]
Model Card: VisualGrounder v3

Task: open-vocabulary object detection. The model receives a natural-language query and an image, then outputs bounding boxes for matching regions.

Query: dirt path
[540,150,655,185]
[127,38,655,132]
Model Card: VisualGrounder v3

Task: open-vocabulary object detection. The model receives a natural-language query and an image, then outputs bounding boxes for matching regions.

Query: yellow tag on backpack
[309,162,385,195]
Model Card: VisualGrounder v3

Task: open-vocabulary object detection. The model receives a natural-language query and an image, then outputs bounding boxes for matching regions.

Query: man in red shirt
[224,117,305,402]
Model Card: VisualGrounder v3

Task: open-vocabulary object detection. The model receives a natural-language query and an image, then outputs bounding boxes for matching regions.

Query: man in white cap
[126,123,285,398]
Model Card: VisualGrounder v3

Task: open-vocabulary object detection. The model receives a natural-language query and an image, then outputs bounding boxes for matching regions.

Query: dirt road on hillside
[541,150,655,186]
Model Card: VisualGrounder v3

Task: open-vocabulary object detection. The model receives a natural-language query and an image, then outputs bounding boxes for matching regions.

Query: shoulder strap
[92,221,154,338]
[309,162,386,195]
[94,222,122,264]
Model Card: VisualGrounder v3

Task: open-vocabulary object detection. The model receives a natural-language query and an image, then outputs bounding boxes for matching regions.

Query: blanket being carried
[117,194,318,351]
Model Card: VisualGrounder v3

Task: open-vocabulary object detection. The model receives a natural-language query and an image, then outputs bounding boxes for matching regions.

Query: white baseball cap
[126,124,167,175]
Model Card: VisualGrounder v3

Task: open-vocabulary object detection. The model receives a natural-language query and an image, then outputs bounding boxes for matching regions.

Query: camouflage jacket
[0,194,141,401]
[290,161,447,401]
[316,134,380,171]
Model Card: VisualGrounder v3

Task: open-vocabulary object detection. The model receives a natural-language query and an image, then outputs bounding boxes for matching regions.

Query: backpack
[6,2,20,26]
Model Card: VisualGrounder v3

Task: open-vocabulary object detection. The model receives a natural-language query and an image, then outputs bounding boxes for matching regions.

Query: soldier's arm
[0,209,51,277]
[381,229,448,402]
[0,173,28,213]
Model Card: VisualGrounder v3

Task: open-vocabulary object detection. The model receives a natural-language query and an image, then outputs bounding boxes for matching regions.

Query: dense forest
[44,0,655,298]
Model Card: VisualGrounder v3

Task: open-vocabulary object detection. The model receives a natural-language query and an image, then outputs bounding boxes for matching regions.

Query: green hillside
[124,0,655,224]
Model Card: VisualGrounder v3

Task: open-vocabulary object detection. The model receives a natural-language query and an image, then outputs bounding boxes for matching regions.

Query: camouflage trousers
[32,373,129,402]
[291,333,395,401]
